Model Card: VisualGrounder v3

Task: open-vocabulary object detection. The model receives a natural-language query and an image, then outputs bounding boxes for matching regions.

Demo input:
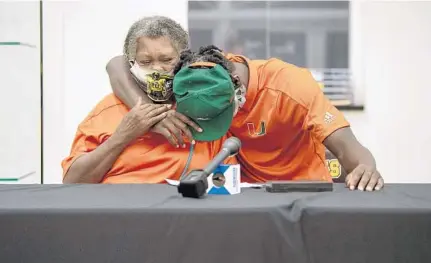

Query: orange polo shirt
[62,94,237,184]
[225,54,350,183]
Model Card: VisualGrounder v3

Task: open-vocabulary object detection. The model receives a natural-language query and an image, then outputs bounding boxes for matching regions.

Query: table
[0,184,430,263]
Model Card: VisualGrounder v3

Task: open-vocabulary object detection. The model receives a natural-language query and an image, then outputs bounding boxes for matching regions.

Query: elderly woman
[106,16,202,148]
[62,17,237,184]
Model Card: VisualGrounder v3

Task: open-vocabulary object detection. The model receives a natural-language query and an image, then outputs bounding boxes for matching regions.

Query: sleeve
[61,118,102,177]
[277,67,350,142]
[303,79,350,142]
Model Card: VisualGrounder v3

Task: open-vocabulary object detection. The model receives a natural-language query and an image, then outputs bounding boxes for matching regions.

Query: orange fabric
[62,94,237,184]
[225,54,350,183]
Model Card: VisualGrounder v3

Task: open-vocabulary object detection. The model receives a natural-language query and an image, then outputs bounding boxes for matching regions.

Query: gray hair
[123,16,189,61]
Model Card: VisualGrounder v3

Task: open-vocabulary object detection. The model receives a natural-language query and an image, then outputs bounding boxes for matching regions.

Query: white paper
[239,182,264,188]
[165,179,179,186]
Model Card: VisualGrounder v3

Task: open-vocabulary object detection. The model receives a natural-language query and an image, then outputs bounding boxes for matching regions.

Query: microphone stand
[177,169,209,198]
[178,149,230,198]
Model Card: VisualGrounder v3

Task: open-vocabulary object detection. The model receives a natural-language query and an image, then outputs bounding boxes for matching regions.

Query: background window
[188,29,213,49]
[188,0,355,107]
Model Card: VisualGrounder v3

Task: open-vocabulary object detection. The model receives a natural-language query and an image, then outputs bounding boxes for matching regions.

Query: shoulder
[225,54,320,109]
[78,94,128,135]
[83,93,128,123]
[255,58,316,91]
[253,58,320,109]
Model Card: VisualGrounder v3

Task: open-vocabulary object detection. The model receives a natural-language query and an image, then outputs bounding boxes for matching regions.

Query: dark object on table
[265,180,333,193]
[178,137,241,198]
[177,169,208,198]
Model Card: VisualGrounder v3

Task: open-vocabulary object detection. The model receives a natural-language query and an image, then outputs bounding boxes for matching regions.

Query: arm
[324,127,375,174]
[62,100,169,184]
[278,66,383,191]
[106,56,151,108]
[63,133,130,184]
[106,56,202,147]
[324,127,383,191]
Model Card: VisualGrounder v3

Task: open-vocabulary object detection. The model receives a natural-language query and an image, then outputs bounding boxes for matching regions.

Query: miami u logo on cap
[247,121,266,137]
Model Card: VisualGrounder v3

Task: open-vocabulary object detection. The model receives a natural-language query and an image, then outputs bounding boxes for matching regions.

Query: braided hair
[173,45,235,75]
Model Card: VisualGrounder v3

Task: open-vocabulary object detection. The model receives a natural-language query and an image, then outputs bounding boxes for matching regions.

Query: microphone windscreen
[222,137,241,155]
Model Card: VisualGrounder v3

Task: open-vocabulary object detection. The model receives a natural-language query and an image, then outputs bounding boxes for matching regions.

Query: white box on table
[207,164,241,195]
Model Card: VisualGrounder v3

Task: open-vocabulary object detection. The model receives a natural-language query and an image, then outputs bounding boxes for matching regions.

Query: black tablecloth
[0,184,430,263]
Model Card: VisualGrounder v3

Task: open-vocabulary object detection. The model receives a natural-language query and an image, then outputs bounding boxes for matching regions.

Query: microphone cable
[179,142,195,180]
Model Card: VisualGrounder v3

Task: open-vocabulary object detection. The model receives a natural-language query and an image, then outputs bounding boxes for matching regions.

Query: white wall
[0,1,41,183]
[344,0,431,183]
[43,0,431,183]
[43,0,188,183]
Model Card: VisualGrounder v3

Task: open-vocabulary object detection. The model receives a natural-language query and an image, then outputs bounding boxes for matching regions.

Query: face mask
[129,62,174,102]
[233,84,247,116]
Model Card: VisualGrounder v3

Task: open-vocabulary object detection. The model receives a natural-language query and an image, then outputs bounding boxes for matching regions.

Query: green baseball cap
[173,62,235,141]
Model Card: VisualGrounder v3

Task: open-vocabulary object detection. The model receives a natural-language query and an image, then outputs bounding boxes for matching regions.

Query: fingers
[357,170,372,191]
[175,112,203,132]
[134,100,171,111]
[148,112,168,126]
[346,165,384,192]
[375,177,384,191]
[346,165,365,190]
[170,116,194,144]
[365,171,380,191]
[154,124,178,147]
[140,107,198,148]
[163,119,184,148]
[146,104,171,118]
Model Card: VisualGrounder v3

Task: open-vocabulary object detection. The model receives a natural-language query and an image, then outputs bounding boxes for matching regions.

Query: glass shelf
[0,172,35,183]
[0,42,36,48]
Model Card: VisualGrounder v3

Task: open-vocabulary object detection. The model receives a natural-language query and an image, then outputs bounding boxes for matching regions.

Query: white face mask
[233,84,247,116]
[129,62,155,83]
[129,61,174,102]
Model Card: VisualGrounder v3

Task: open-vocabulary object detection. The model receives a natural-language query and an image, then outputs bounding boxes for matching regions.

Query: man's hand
[345,164,384,191]
[323,127,384,192]
[151,110,202,148]
[115,97,170,143]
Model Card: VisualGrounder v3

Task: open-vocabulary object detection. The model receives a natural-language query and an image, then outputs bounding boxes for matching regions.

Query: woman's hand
[115,97,171,143]
[151,110,202,148]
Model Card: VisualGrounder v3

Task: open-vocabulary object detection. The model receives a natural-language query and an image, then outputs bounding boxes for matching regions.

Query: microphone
[177,137,242,198]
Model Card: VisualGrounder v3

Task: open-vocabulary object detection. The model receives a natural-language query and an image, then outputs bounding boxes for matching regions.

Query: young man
[108,45,383,191]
